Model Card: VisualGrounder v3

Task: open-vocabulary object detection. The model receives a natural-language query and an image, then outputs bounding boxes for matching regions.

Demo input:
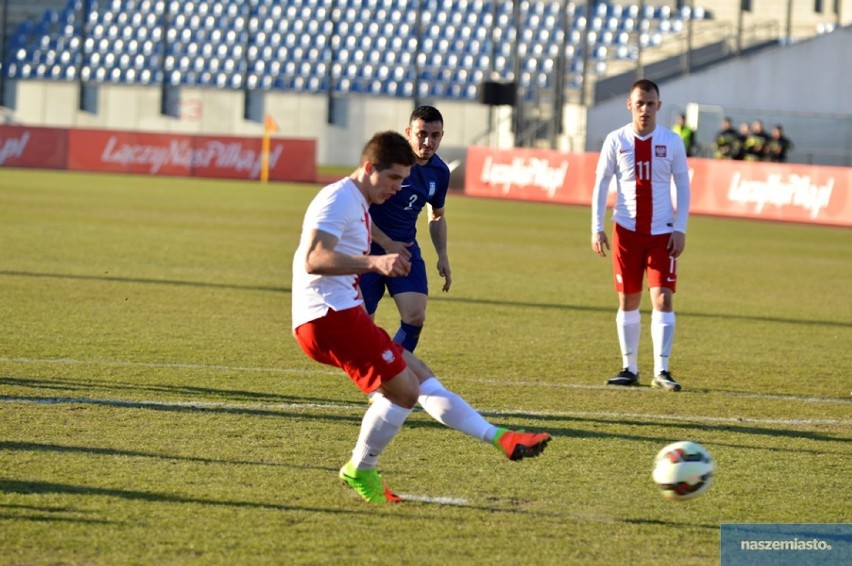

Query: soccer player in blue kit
[360,106,452,353]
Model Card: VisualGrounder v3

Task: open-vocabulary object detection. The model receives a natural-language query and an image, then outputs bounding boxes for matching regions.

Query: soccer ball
[652,441,714,501]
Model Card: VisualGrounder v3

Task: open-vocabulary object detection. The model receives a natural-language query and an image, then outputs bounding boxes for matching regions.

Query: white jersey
[592,124,690,236]
[291,178,370,330]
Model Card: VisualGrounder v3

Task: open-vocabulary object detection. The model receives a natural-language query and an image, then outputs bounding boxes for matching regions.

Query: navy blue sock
[393,322,423,352]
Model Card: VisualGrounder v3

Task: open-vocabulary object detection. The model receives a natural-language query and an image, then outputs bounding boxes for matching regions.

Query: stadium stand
[1,0,846,130]
[3,0,721,101]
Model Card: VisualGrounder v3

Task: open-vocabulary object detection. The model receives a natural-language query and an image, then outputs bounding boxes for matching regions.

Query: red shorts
[612,223,678,294]
[294,306,407,394]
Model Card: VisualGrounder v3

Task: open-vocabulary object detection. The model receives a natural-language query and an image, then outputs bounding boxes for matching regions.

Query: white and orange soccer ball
[652,441,714,501]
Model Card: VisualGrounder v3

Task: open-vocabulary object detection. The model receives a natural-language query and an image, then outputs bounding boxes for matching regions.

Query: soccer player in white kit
[591,79,691,391]
[292,131,551,503]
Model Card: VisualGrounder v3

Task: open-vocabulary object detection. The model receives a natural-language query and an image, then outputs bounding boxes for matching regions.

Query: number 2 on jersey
[404,194,417,211]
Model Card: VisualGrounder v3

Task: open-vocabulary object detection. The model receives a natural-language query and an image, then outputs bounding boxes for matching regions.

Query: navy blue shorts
[360,243,428,315]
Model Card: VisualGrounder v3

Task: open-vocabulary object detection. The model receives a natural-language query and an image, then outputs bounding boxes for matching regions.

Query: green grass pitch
[1,168,850,564]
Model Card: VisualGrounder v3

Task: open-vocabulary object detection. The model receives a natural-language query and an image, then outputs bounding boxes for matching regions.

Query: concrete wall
[585,26,852,165]
[704,0,852,39]
[5,79,508,166]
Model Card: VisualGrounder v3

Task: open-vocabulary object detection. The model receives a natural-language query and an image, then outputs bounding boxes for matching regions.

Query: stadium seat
[0,0,716,94]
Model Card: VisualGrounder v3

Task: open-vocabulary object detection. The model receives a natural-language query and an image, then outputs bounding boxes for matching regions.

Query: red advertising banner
[0,125,67,169]
[0,125,316,183]
[464,146,852,227]
[68,129,316,182]
[688,158,850,226]
[464,146,600,204]
[68,129,194,176]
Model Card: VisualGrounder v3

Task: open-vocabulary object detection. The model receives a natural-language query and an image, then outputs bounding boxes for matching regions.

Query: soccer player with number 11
[590,79,692,392]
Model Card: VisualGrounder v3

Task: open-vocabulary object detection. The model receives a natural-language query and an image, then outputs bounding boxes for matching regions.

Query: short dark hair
[631,79,660,96]
[410,105,443,125]
[361,131,416,171]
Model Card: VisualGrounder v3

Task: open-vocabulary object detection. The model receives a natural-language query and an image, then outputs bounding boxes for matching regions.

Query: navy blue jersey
[369,154,450,245]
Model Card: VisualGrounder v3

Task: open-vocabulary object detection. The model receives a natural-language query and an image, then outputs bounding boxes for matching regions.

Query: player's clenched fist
[372,253,411,277]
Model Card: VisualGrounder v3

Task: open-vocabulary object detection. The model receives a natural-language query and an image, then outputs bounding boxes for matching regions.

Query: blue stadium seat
[3,0,714,93]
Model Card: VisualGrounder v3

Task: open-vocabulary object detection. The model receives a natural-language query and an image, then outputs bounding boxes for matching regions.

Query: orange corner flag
[264,114,279,133]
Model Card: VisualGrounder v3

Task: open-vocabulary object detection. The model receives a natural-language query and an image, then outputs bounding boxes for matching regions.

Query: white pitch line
[2,356,850,406]
[0,356,339,376]
[397,494,471,506]
[462,377,852,405]
[0,396,356,412]
[2,395,850,427]
[484,408,852,427]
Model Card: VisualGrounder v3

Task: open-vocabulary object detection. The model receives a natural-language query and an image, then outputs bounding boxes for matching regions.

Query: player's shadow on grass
[0,375,335,406]
[4,270,849,329]
[0,440,331,471]
[0,478,383,518]
[0,503,118,525]
[0,478,719,525]
[432,294,852,329]
[623,517,719,530]
[514,413,849,451]
[0,393,365,426]
[0,270,289,294]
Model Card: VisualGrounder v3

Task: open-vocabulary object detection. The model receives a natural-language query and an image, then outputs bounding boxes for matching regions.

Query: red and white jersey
[291,178,370,330]
[592,124,690,236]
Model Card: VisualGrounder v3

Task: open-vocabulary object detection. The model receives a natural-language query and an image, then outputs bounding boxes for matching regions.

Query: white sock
[418,377,497,443]
[651,310,676,375]
[616,309,641,374]
[350,394,412,470]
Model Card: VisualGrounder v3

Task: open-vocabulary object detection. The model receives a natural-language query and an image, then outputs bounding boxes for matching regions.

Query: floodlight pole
[785,0,793,43]
[159,2,172,116]
[684,0,694,73]
[511,0,522,145]
[77,0,91,111]
[413,0,423,109]
[242,0,253,99]
[736,0,746,55]
[326,0,339,124]
[550,0,569,147]
[580,0,592,104]
[0,0,8,107]
[635,0,645,80]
